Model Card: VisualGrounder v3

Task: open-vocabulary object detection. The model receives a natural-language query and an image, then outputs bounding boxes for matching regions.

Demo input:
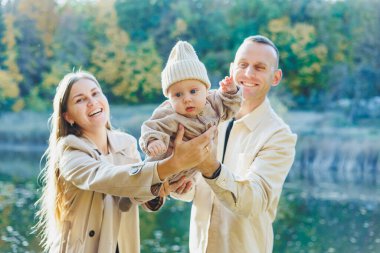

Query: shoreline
[0,143,47,152]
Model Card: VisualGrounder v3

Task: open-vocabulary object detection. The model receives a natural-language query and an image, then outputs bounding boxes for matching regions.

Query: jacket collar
[106,129,127,153]
[71,129,128,154]
[235,97,272,131]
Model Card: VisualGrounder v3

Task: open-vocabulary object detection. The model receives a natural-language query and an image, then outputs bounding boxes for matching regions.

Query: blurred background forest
[1,0,380,252]
[0,0,379,118]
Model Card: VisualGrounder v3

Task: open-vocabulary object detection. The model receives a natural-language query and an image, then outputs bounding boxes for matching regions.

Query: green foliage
[17,0,57,58]
[168,0,234,79]
[0,0,379,112]
[0,12,22,111]
[263,17,328,104]
[14,10,49,100]
[90,0,162,104]
[0,70,20,109]
[0,1,5,65]
[115,0,171,42]
[25,87,50,111]
[126,39,163,104]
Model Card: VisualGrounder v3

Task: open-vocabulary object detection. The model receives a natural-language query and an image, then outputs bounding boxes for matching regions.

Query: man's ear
[229,62,234,77]
[272,69,282,87]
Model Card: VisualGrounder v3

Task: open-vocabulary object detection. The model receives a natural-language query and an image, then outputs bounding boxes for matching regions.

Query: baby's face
[167,79,207,118]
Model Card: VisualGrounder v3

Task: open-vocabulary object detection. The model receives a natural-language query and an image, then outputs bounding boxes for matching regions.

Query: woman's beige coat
[51,130,161,253]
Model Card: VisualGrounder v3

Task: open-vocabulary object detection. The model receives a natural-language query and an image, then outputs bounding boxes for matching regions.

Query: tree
[90,0,162,104]
[0,12,23,111]
[168,0,234,82]
[8,0,51,110]
[341,0,380,121]
[0,1,6,65]
[39,1,95,101]
[226,0,283,45]
[17,0,57,58]
[115,0,171,42]
[263,16,328,107]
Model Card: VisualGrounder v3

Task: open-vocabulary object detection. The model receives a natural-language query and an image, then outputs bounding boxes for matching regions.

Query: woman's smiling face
[63,78,110,134]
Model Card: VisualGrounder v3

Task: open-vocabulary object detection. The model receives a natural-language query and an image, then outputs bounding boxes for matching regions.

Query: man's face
[232,41,282,103]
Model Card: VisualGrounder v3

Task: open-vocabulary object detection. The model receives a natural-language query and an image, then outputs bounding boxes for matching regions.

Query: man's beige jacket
[181,98,297,253]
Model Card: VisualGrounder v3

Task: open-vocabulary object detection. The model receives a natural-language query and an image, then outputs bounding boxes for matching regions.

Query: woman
[36,71,214,253]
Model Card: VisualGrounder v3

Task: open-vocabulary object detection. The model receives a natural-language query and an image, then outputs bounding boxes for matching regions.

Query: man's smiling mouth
[240,82,259,87]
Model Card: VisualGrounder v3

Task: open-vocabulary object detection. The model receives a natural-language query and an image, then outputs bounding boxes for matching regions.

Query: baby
[139,41,241,184]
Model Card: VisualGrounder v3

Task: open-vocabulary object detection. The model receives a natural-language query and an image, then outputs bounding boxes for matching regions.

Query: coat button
[89,230,95,237]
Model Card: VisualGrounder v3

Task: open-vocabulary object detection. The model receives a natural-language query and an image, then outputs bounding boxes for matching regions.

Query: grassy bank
[1,104,380,145]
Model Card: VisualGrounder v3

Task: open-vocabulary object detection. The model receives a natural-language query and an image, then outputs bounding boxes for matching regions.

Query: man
[180,35,297,253]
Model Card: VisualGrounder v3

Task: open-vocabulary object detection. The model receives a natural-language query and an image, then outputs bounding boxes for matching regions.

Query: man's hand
[171,124,216,170]
[157,124,216,180]
[196,136,220,178]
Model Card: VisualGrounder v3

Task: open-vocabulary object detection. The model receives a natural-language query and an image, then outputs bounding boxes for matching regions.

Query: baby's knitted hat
[161,41,211,97]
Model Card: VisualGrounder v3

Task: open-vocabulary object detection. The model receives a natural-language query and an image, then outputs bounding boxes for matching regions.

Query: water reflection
[291,136,380,186]
[0,181,40,253]
[140,200,191,253]
[0,146,44,180]
[274,182,380,253]
[1,149,380,253]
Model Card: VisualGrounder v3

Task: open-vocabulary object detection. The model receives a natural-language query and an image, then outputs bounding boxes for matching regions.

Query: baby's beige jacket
[139,88,241,182]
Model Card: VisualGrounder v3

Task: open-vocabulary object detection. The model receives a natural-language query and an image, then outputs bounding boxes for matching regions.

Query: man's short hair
[244,35,279,68]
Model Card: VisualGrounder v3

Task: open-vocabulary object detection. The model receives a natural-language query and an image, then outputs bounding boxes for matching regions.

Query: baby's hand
[219,76,237,93]
[158,176,192,197]
[148,140,167,157]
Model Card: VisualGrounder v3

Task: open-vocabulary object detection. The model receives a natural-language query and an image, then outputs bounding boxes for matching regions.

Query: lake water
[1,148,380,253]
[1,109,380,252]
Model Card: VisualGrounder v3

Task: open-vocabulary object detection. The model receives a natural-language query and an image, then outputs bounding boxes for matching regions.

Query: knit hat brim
[161,41,211,97]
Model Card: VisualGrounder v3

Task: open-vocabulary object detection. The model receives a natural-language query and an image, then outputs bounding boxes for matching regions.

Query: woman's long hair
[35,71,111,251]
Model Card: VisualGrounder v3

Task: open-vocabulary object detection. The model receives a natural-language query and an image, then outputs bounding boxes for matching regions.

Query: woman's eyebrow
[72,88,98,100]
[72,93,84,101]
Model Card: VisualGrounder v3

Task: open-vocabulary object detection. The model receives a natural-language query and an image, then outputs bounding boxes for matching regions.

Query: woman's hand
[157,124,216,180]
